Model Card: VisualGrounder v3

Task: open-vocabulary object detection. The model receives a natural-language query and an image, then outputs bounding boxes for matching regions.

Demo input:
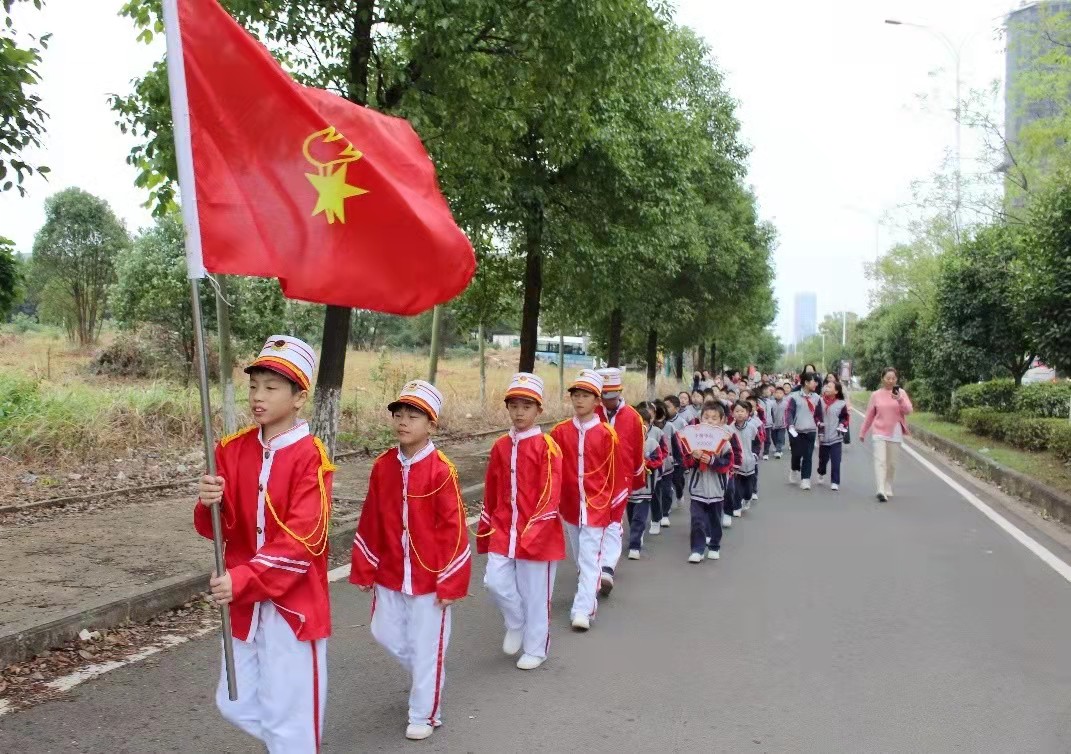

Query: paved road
[4,420,1071,753]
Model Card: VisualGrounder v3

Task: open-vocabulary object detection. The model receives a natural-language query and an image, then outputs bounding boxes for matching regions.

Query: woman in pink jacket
[859,367,913,503]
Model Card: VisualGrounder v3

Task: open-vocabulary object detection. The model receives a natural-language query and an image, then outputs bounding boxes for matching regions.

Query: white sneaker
[406,724,435,741]
[763,454,769,461]
[516,653,546,670]
[789,470,800,484]
[751,493,759,501]
[502,629,523,656]
[571,614,590,631]
[599,572,614,597]
[801,479,811,490]
[687,552,703,563]
[627,548,640,560]
[816,476,825,486]
[722,514,732,528]
[831,483,840,491]
[775,452,782,459]
[648,521,661,535]
[660,517,671,527]
[732,509,742,517]
[706,549,721,560]
[742,500,751,512]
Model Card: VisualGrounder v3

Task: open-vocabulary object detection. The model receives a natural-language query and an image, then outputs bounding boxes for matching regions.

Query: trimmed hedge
[954,380,1018,413]
[958,407,1071,461]
[1015,382,1071,419]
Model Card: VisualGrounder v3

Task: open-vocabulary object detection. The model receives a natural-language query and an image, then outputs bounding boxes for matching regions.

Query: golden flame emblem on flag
[303,127,369,224]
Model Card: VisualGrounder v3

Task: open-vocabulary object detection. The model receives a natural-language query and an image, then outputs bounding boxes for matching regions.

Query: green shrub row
[958,407,1071,462]
[951,379,1071,420]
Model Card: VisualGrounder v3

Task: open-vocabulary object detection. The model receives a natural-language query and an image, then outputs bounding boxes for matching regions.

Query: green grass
[909,411,1071,493]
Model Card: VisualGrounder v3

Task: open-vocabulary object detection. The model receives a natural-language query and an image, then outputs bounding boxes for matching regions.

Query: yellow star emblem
[305,166,368,224]
[302,126,369,224]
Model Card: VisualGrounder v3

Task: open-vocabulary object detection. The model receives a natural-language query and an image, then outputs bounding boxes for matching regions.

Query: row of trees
[109,0,776,450]
[5,1,778,453]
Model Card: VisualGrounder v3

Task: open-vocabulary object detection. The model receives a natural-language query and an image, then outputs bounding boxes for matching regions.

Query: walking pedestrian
[859,367,913,503]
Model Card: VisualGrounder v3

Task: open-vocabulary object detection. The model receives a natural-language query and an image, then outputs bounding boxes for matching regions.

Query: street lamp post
[885,19,965,232]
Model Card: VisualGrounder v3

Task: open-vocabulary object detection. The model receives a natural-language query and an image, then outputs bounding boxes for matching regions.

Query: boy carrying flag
[196,335,333,754]
[477,373,565,670]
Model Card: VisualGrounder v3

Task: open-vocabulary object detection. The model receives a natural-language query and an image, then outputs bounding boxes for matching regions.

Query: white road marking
[852,407,1071,585]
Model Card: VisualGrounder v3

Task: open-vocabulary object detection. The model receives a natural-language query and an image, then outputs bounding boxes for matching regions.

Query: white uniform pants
[871,438,901,496]
[483,553,557,659]
[370,587,451,727]
[602,515,625,572]
[562,523,606,622]
[216,602,327,754]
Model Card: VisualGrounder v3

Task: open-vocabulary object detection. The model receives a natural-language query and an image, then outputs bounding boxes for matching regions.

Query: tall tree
[1022,168,1071,374]
[32,188,128,344]
[1,0,49,194]
[0,236,21,318]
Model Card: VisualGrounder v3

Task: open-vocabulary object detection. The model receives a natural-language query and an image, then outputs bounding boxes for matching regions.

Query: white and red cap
[388,379,444,422]
[505,372,544,405]
[597,367,623,396]
[245,335,316,391]
[569,368,604,396]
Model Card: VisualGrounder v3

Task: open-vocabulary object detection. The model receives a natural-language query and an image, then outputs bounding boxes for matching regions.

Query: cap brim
[244,360,308,390]
[504,389,543,406]
[601,391,622,399]
[387,397,437,421]
[568,384,600,396]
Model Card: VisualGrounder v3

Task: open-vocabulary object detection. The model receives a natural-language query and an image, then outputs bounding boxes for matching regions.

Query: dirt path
[0,435,498,636]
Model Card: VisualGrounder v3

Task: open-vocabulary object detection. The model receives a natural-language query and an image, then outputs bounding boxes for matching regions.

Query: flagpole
[163,0,237,700]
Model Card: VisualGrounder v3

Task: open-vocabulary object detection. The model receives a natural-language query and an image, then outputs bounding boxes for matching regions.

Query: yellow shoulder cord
[262,437,335,558]
[406,453,468,575]
[519,436,560,539]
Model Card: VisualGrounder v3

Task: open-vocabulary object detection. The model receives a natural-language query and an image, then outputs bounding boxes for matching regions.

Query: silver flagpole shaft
[162,0,237,700]
[190,278,238,700]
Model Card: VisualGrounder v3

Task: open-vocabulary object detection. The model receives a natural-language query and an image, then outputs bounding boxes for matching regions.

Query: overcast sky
[0,0,1017,343]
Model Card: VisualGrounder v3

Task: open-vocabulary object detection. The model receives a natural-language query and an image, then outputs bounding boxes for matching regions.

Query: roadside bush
[953,380,1018,413]
[959,408,1010,441]
[1014,382,1071,419]
[905,378,952,416]
[958,407,1071,455]
[90,328,218,381]
[1051,424,1071,463]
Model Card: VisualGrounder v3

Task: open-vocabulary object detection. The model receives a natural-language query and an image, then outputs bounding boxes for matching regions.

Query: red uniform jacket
[349,442,472,601]
[597,402,646,497]
[194,422,334,642]
[477,427,566,561]
[549,416,627,529]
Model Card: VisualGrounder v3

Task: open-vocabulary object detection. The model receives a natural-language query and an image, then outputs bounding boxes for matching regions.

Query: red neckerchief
[802,392,815,413]
[822,395,837,408]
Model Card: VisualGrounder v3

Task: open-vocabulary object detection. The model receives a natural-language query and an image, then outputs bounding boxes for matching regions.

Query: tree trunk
[518,201,544,373]
[558,333,565,399]
[478,322,486,405]
[427,304,443,384]
[310,0,375,457]
[311,305,352,458]
[674,349,684,381]
[215,276,238,435]
[697,343,706,373]
[646,328,658,400]
[607,307,623,368]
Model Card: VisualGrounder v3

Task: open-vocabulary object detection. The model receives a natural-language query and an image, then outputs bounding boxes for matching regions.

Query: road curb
[908,424,1071,525]
[0,520,359,671]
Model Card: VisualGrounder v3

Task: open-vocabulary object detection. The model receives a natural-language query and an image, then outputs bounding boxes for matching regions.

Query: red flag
[176,0,475,314]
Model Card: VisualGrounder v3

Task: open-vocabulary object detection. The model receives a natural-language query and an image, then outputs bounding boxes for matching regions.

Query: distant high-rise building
[1004,1,1071,201]
[793,292,817,347]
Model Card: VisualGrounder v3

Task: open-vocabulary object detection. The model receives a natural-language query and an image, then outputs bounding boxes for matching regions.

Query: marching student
[786,372,823,490]
[729,400,760,515]
[477,373,565,671]
[549,369,626,631]
[761,384,776,460]
[626,405,668,559]
[770,385,788,459]
[816,379,850,491]
[746,397,766,503]
[677,390,697,424]
[680,401,740,563]
[594,367,645,597]
[196,335,333,754]
[664,395,689,507]
[349,380,472,741]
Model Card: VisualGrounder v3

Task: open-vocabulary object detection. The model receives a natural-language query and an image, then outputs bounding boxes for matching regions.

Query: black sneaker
[876,493,888,503]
